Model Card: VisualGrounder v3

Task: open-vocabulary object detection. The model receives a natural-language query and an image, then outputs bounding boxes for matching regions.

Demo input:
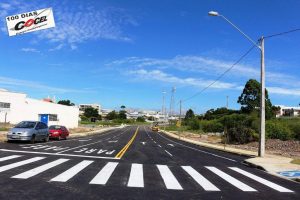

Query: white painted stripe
[206,167,256,192]
[0,149,119,160]
[90,162,118,185]
[0,155,22,162]
[229,167,293,193]
[50,160,94,182]
[127,163,144,187]
[158,145,162,148]
[164,150,173,157]
[0,157,45,173]
[12,158,69,179]
[182,166,220,191]
[157,165,183,190]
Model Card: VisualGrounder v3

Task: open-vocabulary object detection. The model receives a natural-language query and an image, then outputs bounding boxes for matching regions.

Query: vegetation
[57,100,75,106]
[167,79,300,144]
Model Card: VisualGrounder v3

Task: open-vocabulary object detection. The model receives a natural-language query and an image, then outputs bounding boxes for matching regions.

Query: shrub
[187,118,200,130]
[266,121,292,140]
[200,120,224,133]
[227,126,258,144]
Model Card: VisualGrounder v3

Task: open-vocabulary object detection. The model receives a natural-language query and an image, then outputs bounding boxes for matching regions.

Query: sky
[0,0,299,113]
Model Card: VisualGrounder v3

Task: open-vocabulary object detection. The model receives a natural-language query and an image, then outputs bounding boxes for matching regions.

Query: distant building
[276,105,300,117]
[101,109,113,118]
[0,89,79,128]
[79,104,101,115]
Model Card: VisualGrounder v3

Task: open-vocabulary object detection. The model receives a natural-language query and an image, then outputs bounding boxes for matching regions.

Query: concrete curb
[69,126,122,138]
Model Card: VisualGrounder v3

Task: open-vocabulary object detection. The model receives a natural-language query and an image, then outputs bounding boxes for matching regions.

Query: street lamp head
[208,11,219,16]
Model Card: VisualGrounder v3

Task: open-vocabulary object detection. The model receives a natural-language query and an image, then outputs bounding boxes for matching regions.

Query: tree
[237,79,274,119]
[184,109,195,121]
[118,110,127,119]
[57,100,75,106]
[120,105,126,110]
[106,110,118,120]
[83,107,99,118]
[136,116,145,122]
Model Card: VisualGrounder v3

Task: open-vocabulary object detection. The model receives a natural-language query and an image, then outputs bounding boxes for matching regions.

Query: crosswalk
[0,155,294,193]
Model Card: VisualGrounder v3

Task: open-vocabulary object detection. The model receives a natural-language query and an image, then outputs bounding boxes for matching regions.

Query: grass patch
[291,159,300,165]
[0,127,9,131]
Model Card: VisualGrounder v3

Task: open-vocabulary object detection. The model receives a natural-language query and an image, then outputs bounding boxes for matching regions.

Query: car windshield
[49,125,61,130]
[15,121,36,129]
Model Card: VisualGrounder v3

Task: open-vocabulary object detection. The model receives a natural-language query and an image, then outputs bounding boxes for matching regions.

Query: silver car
[7,121,49,143]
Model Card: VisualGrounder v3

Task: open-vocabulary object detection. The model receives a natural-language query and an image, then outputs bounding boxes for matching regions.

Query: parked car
[49,125,69,140]
[7,121,49,143]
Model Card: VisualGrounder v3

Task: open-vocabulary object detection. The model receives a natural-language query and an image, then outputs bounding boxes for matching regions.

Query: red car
[49,125,69,140]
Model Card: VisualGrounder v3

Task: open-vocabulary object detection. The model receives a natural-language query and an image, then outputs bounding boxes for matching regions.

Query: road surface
[0,126,299,199]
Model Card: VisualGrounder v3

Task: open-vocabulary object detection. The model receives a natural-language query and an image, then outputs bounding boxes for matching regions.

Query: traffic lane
[0,127,132,154]
[123,126,175,164]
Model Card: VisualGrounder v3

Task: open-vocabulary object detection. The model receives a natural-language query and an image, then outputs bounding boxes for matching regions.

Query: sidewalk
[161,130,300,182]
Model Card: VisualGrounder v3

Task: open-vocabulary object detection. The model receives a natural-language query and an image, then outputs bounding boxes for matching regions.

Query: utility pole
[226,96,229,109]
[169,87,176,117]
[259,36,265,157]
[178,100,182,138]
[162,91,166,131]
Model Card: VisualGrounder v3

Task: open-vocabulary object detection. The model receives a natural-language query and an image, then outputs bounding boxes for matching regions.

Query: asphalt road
[0,126,299,199]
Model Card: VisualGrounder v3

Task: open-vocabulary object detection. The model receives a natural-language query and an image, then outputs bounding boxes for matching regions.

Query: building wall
[0,90,79,128]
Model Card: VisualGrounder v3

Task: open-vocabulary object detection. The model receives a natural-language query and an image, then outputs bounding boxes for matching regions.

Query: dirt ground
[172,131,300,159]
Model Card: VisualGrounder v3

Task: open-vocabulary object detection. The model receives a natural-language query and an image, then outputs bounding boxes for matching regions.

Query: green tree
[106,110,118,120]
[83,107,99,118]
[136,116,145,122]
[184,109,195,120]
[118,110,127,119]
[120,105,126,110]
[57,100,75,106]
[237,79,274,119]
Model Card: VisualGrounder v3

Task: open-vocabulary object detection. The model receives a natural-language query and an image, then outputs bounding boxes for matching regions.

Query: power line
[264,28,300,39]
[182,44,257,103]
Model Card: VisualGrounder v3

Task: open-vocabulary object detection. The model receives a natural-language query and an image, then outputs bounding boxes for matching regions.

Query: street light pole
[209,11,265,157]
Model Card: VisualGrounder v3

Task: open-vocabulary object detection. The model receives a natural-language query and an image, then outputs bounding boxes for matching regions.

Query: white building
[0,89,79,128]
[79,103,101,115]
[276,105,300,117]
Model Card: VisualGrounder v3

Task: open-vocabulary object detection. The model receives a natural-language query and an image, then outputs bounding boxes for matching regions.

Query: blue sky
[0,0,299,113]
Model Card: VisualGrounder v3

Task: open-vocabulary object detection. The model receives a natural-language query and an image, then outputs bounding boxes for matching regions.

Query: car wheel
[44,135,49,142]
[30,135,36,144]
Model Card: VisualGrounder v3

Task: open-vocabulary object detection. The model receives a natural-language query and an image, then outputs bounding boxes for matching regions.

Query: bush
[266,121,292,140]
[227,126,258,144]
[187,118,200,130]
[136,117,145,122]
[200,120,223,133]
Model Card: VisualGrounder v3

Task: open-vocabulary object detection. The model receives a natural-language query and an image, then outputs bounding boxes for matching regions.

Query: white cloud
[268,87,300,96]
[127,69,239,90]
[0,76,91,94]
[20,48,40,53]
[0,3,10,9]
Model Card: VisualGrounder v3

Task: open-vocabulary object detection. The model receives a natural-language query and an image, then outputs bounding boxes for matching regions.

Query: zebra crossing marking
[0,157,45,173]
[0,155,22,162]
[157,164,183,190]
[50,160,94,182]
[182,166,220,191]
[127,163,144,188]
[206,166,257,192]
[12,158,69,179]
[229,167,294,193]
[90,162,118,185]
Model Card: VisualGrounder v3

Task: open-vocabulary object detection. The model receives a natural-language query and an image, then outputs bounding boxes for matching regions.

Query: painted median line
[115,127,139,159]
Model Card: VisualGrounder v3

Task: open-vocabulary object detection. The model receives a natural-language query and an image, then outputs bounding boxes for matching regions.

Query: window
[49,114,58,121]
[0,102,10,109]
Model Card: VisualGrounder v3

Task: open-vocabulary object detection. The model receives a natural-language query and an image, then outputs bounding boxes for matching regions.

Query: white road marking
[141,142,146,145]
[182,166,220,191]
[0,157,45,173]
[164,150,173,157]
[229,167,293,193]
[90,162,118,185]
[167,144,174,147]
[50,160,94,182]
[157,165,183,190]
[127,163,144,188]
[108,140,118,143]
[78,139,92,142]
[154,141,157,144]
[12,158,69,179]
[157,132,237,162]
[0,155,22,162]
[158,145,162,148]
[206,167,256,192]
[0,149,119,160]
